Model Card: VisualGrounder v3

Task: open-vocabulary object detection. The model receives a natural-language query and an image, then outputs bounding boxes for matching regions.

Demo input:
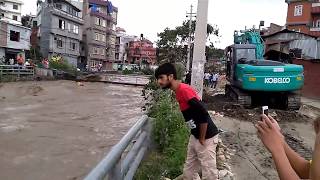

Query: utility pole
[186,5,196,72]
[191,0,209,99]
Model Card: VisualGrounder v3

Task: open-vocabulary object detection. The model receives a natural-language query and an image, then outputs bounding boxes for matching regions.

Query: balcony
[310,27,320,31]
[312,3,320,14]
[52,8,84,24]
[88,0,108,7]
[90,10,113,21]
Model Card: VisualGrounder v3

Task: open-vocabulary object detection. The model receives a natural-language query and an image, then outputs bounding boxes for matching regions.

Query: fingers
[264,116,274,129]
[268,115,276,123]
[255,123,265,134]
[258,119,269,130]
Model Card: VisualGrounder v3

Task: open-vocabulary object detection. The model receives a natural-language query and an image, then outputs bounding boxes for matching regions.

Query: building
[115,27,138,63]
[263,29,320,60]
[0,0,23,25]
[261,23,284,36]
[286,0,320,37]
[127,39,156,67]
[36,0,84,67]
[0,21,31,63]
[82,0,118,70]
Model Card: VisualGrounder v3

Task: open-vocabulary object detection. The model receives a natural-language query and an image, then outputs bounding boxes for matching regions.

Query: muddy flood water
[0,81,145,180]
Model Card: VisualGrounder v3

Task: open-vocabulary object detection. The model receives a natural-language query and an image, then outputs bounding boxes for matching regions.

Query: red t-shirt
[175,83,200,111]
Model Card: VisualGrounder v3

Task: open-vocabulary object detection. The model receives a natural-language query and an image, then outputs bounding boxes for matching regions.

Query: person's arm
[311,134,320,180]
[271,149,301,180]
[267,115,311,178]
[188,97,209,145]
[199,123,208,145]
[283,142,310,179]
[256,116,300,180]
[311,118,320,180]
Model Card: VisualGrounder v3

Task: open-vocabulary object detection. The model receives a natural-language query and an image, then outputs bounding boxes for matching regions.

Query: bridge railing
[0,65,34,78]
[84,115,152,180]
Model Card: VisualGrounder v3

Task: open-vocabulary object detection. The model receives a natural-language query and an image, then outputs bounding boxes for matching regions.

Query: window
[294,5,303,16]
[317,20,320,27]
[59,19,65,30]
[13,4,18,10]
[67,6,72,14]
[101,49,105,55]
[95,17,100,25]
[10,30,20,42]
[56,37,63,48]
[70,42,76,50]
[102,19,106,27]
[93,47,99,54]
[32,21,37,28]
[95,33,99,41]
[67,23,71,32]
[73,25,79,34]
[101,34,106,42]
[12,15,17,21]
[55,3,62,10]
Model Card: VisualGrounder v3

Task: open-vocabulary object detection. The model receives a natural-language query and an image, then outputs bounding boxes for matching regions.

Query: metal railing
[0,65,34,79]
[85,115,152,180]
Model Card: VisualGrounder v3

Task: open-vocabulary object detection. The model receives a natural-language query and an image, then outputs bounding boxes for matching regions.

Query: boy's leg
[183,136,201,180]
[195,135,219,180]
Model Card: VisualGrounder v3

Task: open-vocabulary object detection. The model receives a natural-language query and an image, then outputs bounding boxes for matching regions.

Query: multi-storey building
[0,0,23,25]
[82,0,118,70]
[115,27,138,63]
[127,39,156,66]
[286,0,320,37]
[36,0,84,67]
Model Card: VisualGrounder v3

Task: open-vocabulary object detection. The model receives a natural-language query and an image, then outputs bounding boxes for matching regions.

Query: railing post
[17,66,20,80]
[109,159,123,180]
[0,66,2,81]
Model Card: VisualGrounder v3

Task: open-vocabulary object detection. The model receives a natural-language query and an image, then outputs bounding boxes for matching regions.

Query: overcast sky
[22,0,288,49]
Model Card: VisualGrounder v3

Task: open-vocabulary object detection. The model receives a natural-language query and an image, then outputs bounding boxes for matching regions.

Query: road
[0,81,145,180]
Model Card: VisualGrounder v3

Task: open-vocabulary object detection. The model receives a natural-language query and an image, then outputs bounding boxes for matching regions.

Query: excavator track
[287,92,301,110]
[225,84,252,108]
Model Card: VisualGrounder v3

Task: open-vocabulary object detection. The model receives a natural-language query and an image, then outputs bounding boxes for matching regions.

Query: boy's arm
[188,98,209,145]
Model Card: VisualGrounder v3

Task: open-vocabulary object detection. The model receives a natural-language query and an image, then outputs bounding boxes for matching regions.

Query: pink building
[127,39,156,65]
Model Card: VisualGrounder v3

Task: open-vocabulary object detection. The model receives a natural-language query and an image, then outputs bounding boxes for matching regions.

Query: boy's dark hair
[155,63,177,80]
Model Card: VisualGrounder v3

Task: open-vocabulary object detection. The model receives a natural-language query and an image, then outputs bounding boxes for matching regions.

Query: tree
[156,20,220,65]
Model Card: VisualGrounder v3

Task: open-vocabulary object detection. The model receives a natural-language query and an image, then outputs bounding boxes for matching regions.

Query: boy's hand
[199,139,205,146]
[255,115,284,154]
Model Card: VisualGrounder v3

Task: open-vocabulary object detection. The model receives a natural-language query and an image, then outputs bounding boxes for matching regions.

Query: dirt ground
[204,80,320,180]
[0,81,145,180]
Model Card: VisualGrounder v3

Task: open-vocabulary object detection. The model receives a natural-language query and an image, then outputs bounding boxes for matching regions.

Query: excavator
[225,29,304,110]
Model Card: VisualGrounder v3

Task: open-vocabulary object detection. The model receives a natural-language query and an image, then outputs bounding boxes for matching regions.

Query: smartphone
[262,106,269,116]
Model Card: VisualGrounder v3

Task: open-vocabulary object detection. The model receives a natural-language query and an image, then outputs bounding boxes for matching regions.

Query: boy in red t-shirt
[155,63,219,180]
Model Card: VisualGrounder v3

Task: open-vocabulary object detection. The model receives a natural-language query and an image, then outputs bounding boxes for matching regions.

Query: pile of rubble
[216,139,235,180]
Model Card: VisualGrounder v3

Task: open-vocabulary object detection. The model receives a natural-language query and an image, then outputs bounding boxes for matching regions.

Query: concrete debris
[208,110,224,117]
[219,170,234,180]
[216,139,235,179]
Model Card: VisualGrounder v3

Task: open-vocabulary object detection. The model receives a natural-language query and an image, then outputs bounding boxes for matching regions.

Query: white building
[0,0,23,25]
[115,27,138,63]
[0,21,31,63]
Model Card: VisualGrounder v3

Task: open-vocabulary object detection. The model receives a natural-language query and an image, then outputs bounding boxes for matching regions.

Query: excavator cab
[225,44,257,83]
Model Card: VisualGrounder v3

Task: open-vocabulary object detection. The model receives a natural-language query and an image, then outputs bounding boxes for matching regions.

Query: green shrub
[142,68,154,75]
[135,89,189,179]
[122,69,134,75]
